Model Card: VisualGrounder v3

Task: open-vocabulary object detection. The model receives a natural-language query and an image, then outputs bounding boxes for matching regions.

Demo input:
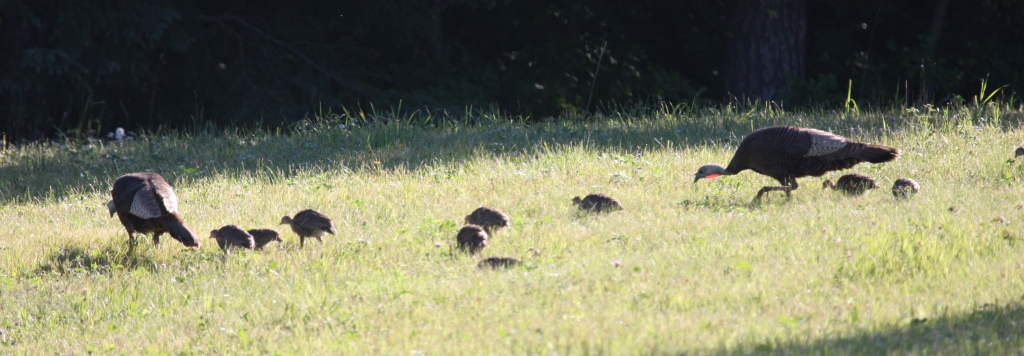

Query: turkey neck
[724,143,753,174]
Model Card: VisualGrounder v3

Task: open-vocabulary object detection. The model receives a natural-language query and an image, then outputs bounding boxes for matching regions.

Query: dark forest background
[1,0,1022,140]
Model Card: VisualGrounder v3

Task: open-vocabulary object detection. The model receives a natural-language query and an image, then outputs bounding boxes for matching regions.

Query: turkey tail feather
[159,214,201,247]
[854,143,900,163]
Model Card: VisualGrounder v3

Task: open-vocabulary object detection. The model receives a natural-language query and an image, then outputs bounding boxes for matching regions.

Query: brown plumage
[280,209,336,248]
[891,178,920,198]
[694,126,900,200]
[248,229,283,250]
[572,193,623,213]
[108,172,201,248]
[822,173,878,195]
[456,225,488,255]
[465,207,510,235]
[477,257,522,269]
[210,225,255,253]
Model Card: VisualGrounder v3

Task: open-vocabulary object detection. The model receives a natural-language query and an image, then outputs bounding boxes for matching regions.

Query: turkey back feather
[850,143,900,163]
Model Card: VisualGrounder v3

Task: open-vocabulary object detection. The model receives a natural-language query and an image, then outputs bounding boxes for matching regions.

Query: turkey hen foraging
[108,172,201,248]
[693,126,899,201]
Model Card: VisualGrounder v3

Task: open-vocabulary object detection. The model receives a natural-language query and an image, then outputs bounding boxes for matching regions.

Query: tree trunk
[725,0,806,103]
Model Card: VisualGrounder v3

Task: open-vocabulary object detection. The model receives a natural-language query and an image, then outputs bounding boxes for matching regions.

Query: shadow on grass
[676,196,765,212]
[692,299,1024,355]
[1,103,1020,204]
[33,244,158,276]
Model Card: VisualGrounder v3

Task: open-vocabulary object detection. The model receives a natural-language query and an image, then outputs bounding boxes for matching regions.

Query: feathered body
[891,178,920,198]
[280,209,335,248]
[109,172,201,248]
[1016,146,1024,158]
[572,193,623,213]
[477,257,522,269]
[456,225,488,255]
[210,225,255,253]
[694,126,899,199]
[465,207,510,235]
[823,173,878,195]
[248,229,283,250]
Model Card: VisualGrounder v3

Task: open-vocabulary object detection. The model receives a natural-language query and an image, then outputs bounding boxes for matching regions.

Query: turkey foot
[755,186,792,201]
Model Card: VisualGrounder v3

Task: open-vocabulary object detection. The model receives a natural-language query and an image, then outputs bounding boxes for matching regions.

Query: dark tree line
[726,0,806,102]
[1,0,1022,140]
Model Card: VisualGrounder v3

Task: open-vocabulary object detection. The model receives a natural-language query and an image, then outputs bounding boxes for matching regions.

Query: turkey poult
[477,257,522,270]
[247,229,283,250]
[108,172,201,248]
[891,178,920,198]
[572,193,623,213]
[822,173,878,195]
[693,126,900,200]
[280,209,336,248]
[464,207,510,235]
[210,225,255,253]
[456,225,488,255]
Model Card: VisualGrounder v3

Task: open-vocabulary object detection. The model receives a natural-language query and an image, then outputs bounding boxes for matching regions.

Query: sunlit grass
[1,103,1024,353]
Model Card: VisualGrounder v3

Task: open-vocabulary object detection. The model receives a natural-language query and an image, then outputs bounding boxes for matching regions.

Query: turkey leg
[126,231,139,252]
[755,186,792,200]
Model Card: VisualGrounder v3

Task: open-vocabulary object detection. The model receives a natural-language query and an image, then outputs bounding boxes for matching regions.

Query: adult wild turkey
[280,209,336,248]
[891,178,920,198]
[822,173,878,195]
[456,225,488,255]
[248,229,283,250]
[465,207,510,235]
[108,172,201,248]
[210,225,255,253]
[477,257,522,269]
[572,193,623,213]
[693,126,899,200]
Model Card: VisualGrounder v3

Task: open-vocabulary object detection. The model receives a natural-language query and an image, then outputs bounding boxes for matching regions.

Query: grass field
[2,104,1024,354]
